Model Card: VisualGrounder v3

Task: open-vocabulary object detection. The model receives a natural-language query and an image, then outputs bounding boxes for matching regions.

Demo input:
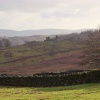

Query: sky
[0,0,100,30]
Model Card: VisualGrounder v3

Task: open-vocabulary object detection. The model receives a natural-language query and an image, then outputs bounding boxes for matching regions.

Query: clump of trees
[44,35,58,42]
[0,39,11,47]
[81,30,100,67]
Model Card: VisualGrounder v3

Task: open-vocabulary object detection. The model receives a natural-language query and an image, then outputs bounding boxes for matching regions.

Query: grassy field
[0,39,87,75]
[0,40,82,67]
[0,83,100,100]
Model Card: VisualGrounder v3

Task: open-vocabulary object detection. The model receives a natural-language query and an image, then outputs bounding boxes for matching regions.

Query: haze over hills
[0,29,88,37]
[0,29,91,46]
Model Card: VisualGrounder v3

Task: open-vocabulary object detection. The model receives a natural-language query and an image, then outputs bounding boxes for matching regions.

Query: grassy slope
[0,83,100,100]
[0,40,82,67]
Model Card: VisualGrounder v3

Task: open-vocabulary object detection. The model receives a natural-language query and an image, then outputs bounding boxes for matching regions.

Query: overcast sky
[0,0,100,30]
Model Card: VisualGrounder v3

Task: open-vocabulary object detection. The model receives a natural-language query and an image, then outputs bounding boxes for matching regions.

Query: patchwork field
[0,83,100,100]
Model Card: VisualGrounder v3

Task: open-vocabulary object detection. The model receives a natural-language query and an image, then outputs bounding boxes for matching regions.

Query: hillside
[0,30,95,75]
[0,29,90,46]
[0,37,89,75]
[0,35,51,46]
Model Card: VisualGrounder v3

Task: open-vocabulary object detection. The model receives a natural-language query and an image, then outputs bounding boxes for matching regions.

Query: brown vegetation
[0,51,90,75]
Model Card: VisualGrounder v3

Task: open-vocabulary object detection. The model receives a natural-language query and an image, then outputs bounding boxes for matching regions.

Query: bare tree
[49,44,57,56]
[2,39,11,47]
[4,50,13,58]
[81,30,100,67]
[44,43,58,57]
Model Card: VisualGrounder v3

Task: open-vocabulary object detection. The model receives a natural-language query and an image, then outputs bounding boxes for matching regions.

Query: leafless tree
[81,30,100,67]
[4,51,13,58]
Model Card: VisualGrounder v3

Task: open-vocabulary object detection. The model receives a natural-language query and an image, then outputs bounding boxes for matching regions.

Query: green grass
[0,83,100,100]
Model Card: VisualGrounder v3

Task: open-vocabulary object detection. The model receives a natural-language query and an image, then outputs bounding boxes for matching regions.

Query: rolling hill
[0,37,89,75]
[0,29,87,37]
[0,29,94,75]
[0,29,90,46]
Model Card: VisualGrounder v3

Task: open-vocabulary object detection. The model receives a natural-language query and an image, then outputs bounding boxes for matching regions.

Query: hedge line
[0,70,100,87]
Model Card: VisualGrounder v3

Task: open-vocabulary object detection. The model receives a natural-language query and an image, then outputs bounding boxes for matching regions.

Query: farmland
[0,83,100,100]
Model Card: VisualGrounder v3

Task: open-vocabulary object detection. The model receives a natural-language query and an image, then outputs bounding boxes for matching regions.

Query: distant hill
[58,32,88,41]
[0,29,88,37]
[0,29,91,46]
[0,35,52,46]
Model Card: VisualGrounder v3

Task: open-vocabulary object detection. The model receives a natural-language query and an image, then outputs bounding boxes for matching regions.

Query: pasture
[0,83,100,100]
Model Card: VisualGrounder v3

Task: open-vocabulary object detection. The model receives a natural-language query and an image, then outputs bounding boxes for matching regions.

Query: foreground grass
[0,83,100,100]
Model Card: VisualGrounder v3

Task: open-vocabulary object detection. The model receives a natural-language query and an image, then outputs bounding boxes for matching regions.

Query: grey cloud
[0,0,100,14]
[41,9,91,19]
[40,0,100,19]
[0,0,62,13]
[0,0,100,30]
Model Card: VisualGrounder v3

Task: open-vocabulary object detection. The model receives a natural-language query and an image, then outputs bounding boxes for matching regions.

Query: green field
[0,83,100,100]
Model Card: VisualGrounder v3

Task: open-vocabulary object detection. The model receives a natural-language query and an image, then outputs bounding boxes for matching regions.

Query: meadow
[0,83,100,100]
